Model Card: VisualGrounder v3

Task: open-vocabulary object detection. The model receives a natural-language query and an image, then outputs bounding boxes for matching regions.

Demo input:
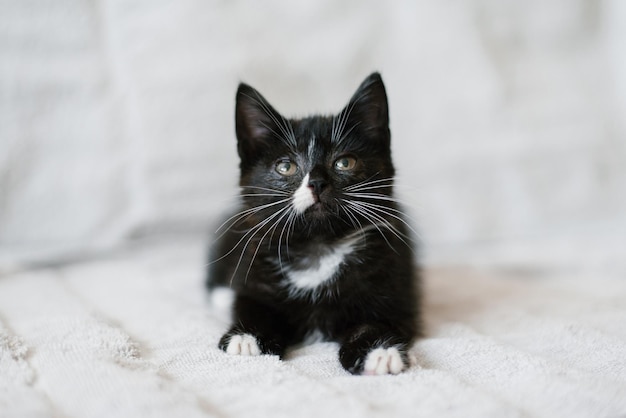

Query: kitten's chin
[305,202,325,216]
[302,202,332,222]
[303,203,350,234]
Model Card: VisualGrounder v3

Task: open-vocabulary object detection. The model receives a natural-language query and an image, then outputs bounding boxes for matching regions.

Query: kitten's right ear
[235,83,280,165]
[345,72,389,138]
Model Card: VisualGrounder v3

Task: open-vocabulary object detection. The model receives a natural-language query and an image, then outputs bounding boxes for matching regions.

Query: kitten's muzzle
[307,178,328,200]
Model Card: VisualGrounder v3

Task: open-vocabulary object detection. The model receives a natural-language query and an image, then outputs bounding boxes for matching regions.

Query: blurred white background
[1,0,625,272]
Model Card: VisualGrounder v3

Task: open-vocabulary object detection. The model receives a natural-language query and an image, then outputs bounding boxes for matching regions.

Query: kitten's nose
[308,178,328,196]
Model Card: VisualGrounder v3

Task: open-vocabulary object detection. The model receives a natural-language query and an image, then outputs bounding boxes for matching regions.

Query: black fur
[207,73,421,374]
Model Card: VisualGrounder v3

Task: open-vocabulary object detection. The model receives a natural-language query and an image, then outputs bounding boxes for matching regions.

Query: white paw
[363,347,405,375]
[225,334,261,356]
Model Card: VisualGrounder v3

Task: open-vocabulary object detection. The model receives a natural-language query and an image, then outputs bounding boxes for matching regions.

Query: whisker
[332,98,354,143]
[344,176,394,192]
[277,209,297,278]
[346,184,393,193]
[241,92,297,150]
[344,192,421,216]
[344,172,382,190]
[209,203,290,266]
[343,192,403,203]
[342,201,398,253]
[345,201,414,248]
[347,200,418,239]
[215,197,292,233]
[256,95,297,149]
[239,193,290,198]
[244,207,292,283]
[337,200,360,231]
[339,204,374,248]
[259,121,297,150]
[283,113,297,149]
[240,186,290,195]
[351,184,418,195]
[335,121,361,146]
[227,205,292,286]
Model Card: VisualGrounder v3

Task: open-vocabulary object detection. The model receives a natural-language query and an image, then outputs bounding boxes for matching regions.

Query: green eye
[334,156,357,171]
[275,160,298,176]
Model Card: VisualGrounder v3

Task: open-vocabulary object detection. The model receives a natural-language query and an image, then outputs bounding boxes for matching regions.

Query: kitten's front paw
[220,333,261,356]
[362,347,405,375]
[340,341,408,375]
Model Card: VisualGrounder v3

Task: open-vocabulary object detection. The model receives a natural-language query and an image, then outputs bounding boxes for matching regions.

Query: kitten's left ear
[343,72,390,140]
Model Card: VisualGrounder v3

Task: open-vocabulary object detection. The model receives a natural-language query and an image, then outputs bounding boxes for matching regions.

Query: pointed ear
[343,72,390,140]
[235,83,281,165]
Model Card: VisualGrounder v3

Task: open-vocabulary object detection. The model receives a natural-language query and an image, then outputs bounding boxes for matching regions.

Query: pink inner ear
[249,123,270,139]
[241,105,271,139]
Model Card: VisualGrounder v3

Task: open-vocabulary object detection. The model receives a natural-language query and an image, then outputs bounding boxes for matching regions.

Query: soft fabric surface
[1,237,625,417]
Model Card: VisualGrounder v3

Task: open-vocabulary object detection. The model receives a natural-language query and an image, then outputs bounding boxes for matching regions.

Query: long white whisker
[342,201,397,252]
[351,183,419,194]
[339,203,366,237]
[283,113,297,148]
[209,203,290,266]
[240,186,290,195]
[343,192,403,203]
[241,92,297,149]
[333,103,350,143]
[345,177,395,192]
[277,209,297,278]
[346,201,414,248]
[338,123,361,146]
[344,192,421,216]
[344,172,382,189]
[259,121,297,151]
[345,177,393,191]
[286,210,299,260]
[244,207,292,283]
[255,94,297,149]
[332,93,361,144]
[347,184,393,193]
[336,200,358,230]
[351,184,416,193]
[215,197,292,233]
[347,200,418,238]
[227,205,292,286]
[239,193,290,198]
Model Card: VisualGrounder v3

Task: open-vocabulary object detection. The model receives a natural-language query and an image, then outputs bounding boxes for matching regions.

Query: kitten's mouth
[305,201,327,216]
[308,201,323,211]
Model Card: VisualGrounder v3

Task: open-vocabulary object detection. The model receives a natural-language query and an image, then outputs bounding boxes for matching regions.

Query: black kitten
[207,73,421,375]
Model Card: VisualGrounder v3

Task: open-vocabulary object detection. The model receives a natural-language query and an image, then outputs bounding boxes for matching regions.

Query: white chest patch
[286,237,359,290]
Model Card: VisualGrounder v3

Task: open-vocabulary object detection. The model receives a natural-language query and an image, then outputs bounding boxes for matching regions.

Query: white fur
[363,347,405,375]
[287,237,359,290]
[292,173,315,214]
[225,334,261,356]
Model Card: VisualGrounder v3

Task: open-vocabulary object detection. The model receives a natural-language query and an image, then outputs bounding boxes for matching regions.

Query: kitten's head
[234,73,395,236]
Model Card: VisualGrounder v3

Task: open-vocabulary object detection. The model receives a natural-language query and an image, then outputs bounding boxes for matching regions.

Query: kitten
[206,73,421,375]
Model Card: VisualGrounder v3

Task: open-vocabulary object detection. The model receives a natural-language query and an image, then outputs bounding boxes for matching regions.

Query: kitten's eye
[334,156,357,171]
[275,160,298,176]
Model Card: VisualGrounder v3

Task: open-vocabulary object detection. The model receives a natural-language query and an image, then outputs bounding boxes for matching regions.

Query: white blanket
[1,237,625,418]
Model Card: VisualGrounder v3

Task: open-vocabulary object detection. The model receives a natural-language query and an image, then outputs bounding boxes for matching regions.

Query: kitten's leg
[219,294,292,358]
[339,324,413,375]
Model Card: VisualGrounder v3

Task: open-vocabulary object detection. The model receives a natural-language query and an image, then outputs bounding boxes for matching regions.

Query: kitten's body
[207,73,421,375]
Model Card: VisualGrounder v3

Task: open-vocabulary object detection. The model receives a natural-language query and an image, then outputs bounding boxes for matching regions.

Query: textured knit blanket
[1,238,625,418]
